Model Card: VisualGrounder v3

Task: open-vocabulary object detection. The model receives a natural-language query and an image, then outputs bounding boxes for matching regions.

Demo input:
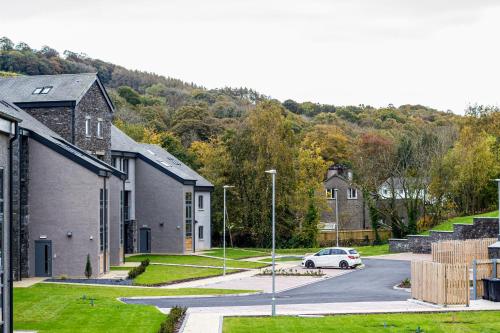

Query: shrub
[127,258,150,279]
[84,254,92,279]
[158,306,187,333]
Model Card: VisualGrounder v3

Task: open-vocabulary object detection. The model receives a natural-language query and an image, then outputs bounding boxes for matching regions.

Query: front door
[35,240,52,277]
[139,228,151,253]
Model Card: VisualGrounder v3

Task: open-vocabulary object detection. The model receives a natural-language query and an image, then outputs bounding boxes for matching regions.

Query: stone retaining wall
[389,217,499,254]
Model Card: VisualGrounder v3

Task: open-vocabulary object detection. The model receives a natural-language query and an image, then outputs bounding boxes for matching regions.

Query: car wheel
[305,260,315,269]
[339,261,349,270]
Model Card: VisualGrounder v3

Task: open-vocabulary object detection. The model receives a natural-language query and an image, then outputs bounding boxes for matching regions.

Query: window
[122,158,129,180]
[99,189,108,252]
[347,188,358,199]
[317,249,331,256]
[41,86,52,94]
[326,188,336,199]
[32,86,52,95]
[198,195,204,210]
[383,188,388,196]
[198,226,204,240]
[85,117,91,137]
[96,119,103,138]
[112,157,117,168]
[120,190,124,245]
[185,192,193,237]
[348,249,358,255]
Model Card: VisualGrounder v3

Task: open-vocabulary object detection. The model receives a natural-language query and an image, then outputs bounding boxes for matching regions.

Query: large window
[96,119,103,138]
[198,195,204,210]
[347,188,358,200]
[99,189,108,252]
[120,190,124,245]
[326,188,336,199]
[185,192,192,237]
[85,117,91,137]
[122,158,129,180]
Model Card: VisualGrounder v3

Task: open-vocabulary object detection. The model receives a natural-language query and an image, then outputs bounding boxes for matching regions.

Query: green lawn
[260,257,303,262]
[126,254,267,269]
[223,311,500,333]
[203,248,269,259]
[14,283,251,333]
[421,210,498,235]
[133,264,241,286]
[250,244,389,257]
[110,266,131,271]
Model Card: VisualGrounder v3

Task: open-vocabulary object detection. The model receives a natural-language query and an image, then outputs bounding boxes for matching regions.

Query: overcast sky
[2,0,500,113]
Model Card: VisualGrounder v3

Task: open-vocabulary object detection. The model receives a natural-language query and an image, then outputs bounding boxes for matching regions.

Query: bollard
[472,259,477,300]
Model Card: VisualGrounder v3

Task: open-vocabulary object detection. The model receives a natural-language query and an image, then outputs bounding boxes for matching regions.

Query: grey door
[139,228,151,253]
[35,240,52,277]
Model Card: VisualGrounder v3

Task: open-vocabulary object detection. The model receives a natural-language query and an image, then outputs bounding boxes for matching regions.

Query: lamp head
[223,185,235,189]
[265,169,277,174]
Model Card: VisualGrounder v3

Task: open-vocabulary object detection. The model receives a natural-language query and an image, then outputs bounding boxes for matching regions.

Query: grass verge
[133,264,241,286]
[202,248,269,259]
[126,254,267,269]
[250,244,389,257]
[223,311,500,333]
[420,211,498,235]
[14,283,252,333]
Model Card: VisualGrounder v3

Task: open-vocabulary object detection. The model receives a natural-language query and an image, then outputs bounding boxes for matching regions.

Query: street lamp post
[495,180,500,240]
[334,189,339,247]
[265,169,277,316]
[222,185,234,276]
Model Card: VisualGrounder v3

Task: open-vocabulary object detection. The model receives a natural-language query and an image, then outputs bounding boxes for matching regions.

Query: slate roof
[111,125,213,188]
[0,73,114,111]
[0,100,119,176]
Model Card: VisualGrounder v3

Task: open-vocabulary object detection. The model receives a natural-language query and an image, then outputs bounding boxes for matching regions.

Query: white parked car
[301,247,362,269]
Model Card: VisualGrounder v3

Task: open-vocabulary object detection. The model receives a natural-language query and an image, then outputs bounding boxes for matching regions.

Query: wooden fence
[411,261,469,306]
[431,238,497,265]
[318,229,391,244]
[473,259,500,298]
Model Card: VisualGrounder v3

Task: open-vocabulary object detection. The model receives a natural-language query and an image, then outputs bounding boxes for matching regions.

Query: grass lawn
[223,311,500,333]
[421,210,498,235]
[14,283,251,333]
[203,248,269,259]
[126,254,267,269]
[250,244,389,257]
[260,257,303,262]
[133,264,241,286]
[110,266,131,271]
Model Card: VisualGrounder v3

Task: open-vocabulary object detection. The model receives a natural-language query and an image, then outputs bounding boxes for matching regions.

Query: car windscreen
[348,250,358,254]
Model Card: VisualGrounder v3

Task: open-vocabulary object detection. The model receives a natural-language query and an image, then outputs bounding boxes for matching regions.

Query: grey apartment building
[0,73,212,279]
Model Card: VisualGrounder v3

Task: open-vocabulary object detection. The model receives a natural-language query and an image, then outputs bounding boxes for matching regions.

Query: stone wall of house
[11,135,30,280]
[389,217,499,254]
[75,82,112,164]
[22,106,73,143]
[322,176,369,230]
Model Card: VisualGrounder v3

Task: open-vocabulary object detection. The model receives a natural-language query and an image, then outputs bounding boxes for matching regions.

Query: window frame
[347,188,358,200]
[198,225,204,240]
[198,195,204,210]
[96,119,103,138]
[85,117,91,138]
[40,86,52,94]
[326,188,336,200]
[185,192,193,237]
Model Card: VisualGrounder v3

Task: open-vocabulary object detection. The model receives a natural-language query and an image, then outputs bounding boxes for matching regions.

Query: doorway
[35,240,52,277]
[139,228,151,253]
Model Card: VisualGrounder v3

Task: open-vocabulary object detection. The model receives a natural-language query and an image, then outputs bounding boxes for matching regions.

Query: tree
[0,37,14,51]
[84,254,92,279]
[302,124,350,164]
[117,86,142,106]
[170,104,218,147]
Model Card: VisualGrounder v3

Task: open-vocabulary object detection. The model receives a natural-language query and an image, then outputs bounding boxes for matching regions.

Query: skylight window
[41,86,52,94]
[32,86,53,95]
[160,161,172,167]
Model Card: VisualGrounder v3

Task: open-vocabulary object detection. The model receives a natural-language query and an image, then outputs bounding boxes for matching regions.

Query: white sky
[2,0,500,113]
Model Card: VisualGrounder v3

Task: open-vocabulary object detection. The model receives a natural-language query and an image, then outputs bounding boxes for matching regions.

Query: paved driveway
[122,259,410,308]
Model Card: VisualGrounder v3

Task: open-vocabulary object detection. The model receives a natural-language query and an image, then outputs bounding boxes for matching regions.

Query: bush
[158,306,186,333]
[127,258,150,279]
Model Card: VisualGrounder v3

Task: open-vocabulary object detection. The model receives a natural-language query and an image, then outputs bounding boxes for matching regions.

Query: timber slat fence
[431,238,497,265]
[411,261,469,306]
[473,259,500,298]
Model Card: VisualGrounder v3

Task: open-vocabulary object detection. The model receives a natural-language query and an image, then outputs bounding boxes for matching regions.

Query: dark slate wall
[11,135,30,280]
[23,106,73,143]
[75,82,112,164]
[389,217,499,254]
